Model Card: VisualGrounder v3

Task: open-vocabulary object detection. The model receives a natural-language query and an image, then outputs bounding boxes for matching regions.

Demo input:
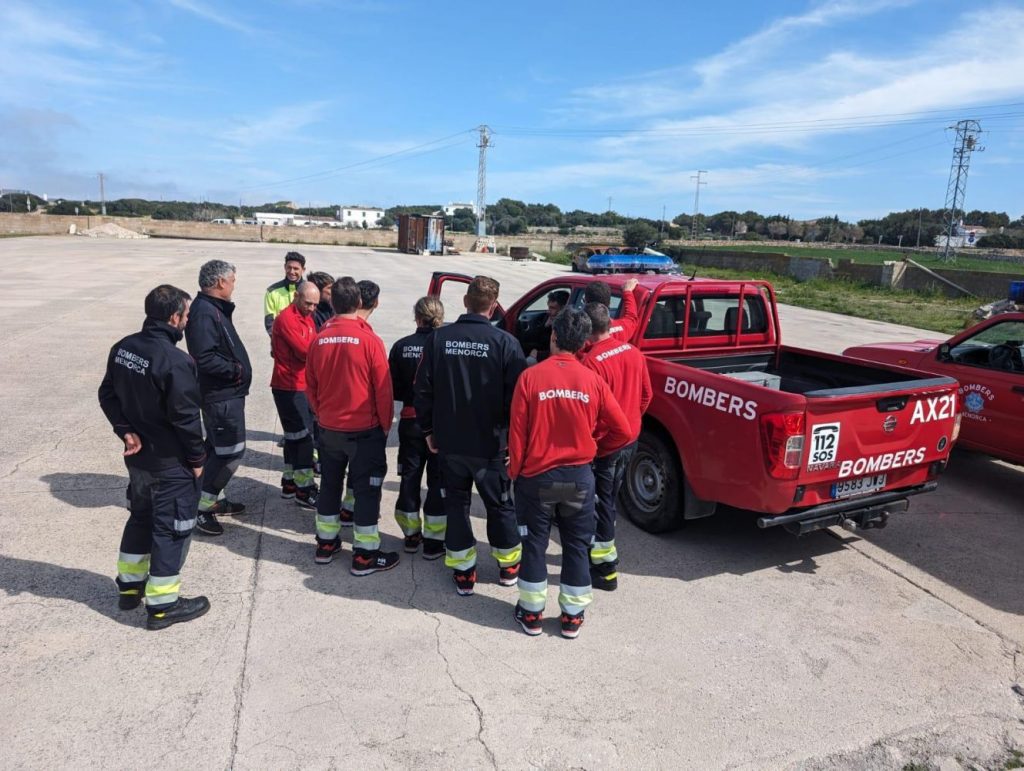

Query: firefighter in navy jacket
[389,296,446,559]
[184,259,253,536]
[507,308,631,639]
[414,275,527,597]
[98,285,211,630]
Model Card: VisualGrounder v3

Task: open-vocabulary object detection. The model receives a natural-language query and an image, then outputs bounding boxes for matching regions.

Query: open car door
[427,271,506,325]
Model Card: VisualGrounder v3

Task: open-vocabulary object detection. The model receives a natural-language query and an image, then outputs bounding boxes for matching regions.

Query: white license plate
[830,474,887,500]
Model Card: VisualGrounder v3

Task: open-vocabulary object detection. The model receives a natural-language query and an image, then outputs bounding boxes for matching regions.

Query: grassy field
[689,242,1024,275]
[677,264,977,335]
[537,252,977,335]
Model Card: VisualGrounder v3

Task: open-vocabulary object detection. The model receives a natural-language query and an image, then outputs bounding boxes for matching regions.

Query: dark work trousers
[395,418,444,541]
[316,427,386,551]
[199,396,246,510]
[272,388,315,489]
[117,464,200,611]
[515,464,596,617]
[591,441,636,565]
[440,453,521,572]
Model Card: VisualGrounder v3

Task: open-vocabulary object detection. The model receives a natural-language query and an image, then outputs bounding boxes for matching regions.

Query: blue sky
[1,0,1022,221]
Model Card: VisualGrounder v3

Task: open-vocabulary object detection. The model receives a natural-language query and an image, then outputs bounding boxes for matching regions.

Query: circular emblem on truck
[882,415,898,433]
[937,436,948,451]
[964,392,985,414]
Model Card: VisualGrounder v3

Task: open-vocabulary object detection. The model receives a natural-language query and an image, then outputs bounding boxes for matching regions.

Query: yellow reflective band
[603,572,619,581]
[152,612,166,619]
[317,515,341,538]
[444,546,476,571]
[423,519,446,537]
[394,510,421,535]
[118,561,150,575]
[559,591,593,610]
[518,580,547,612]
[590,541,617,564]
[146,581,181,598]
[353,525,380,548]
[491,544,522,567]
[119,588,141,596]
[293,468,314,486]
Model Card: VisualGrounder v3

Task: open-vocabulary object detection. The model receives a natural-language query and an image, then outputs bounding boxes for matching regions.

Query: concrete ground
[0,236,1021,770]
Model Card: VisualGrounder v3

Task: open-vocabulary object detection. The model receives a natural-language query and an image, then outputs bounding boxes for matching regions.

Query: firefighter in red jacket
[583,278,642,340]
[581,302,653,591]
[508,308,631,639]
[305,278,398,574]
[271,281,320,508]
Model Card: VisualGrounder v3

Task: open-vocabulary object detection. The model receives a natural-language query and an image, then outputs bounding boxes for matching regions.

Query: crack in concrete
[408,558,497,768]
[844,538,1024,684]
[226,421,279,768]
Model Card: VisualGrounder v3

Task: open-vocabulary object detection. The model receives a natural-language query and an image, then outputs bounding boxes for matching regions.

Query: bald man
[270,282,321,508]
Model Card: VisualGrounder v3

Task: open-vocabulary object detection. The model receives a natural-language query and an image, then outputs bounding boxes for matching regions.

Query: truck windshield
[645,294,769,339]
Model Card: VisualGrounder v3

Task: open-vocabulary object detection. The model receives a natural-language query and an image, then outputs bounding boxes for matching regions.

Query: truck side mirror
[937,343,951,361]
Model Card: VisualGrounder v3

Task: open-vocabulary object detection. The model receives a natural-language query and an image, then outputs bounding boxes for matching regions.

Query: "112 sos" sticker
[808,422,840,469]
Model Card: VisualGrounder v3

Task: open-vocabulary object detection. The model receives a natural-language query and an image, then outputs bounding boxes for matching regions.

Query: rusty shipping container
[398,214,445,254]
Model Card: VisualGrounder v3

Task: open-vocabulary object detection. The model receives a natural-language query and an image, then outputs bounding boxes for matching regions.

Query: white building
[254,212,294,226]
[443,202,477,217]
[339,206,385,227]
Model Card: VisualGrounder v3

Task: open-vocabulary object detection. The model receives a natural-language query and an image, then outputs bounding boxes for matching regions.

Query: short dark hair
[466,275,500,314]
[583,280,611,306]
[548,290,570,308]
[145,284,191,322]
[583,302,610,334]
[331,276,360,314]
[307,271,334,290]
[284,251,306,267]
[552,308,592,353]
[357,279,380,310]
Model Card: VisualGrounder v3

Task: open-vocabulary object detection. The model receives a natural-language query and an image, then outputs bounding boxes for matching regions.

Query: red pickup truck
[429,271,961,536]
[844,313,1024,465]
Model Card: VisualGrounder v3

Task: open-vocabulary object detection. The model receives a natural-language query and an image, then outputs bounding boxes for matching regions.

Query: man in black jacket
[414,275,527,596]
[98,285,210,630]
[185,259,253,536]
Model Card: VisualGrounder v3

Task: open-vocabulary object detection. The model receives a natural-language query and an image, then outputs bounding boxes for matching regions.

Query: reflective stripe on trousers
[558,583,593,616]
[394,509,421,537]
[317,513,341,540]
[491,544,522,567]
[423,514,446,540]
[445,545,476,571]
[117,552,150,584]
[589,539,617,565]
[353,524,380,553]
[145,574,181,607]
[214,441,246,456]
[518,578,547,613]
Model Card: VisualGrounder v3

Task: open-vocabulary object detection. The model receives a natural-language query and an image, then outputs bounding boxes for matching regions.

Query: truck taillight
[951,412,962,442]
[760,412,805,480]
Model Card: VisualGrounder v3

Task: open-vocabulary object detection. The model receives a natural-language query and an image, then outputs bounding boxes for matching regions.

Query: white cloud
[167,0,259,35]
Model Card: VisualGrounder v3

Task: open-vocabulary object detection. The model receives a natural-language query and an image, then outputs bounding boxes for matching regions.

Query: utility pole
[690,170,707,240]
[98,172,106,216]
[659,204,666,238]
[940,120,983,263]
[475,125,491,237]
[915,208,923,248]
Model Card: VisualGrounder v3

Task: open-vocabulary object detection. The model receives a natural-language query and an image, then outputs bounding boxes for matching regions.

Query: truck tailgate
[797,377,959,508]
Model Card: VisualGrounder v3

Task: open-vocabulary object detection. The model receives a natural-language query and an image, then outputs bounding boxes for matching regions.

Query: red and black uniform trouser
[272,388,315,490]
[591,441,636,567]
[515,464,596,617]
[199,396,246,512]
[117,464,199,614]
[395,417,445,544]
[315,427,386,552]
[440,453,521,572]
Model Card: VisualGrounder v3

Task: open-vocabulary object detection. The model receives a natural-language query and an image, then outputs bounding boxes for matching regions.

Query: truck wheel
[622,430,683,533]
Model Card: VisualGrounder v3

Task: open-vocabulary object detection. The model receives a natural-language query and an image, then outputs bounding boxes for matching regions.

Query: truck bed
[662,348,951,396]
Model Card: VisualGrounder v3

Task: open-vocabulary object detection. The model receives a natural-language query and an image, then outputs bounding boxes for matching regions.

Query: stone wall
[0,213,616,253]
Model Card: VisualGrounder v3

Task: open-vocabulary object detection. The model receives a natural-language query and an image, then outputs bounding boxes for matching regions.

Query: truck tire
[622,430,684,533]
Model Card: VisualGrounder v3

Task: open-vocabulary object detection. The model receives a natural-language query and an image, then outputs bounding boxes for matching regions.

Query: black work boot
[146,596,211,630]
[116,579,145,610]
